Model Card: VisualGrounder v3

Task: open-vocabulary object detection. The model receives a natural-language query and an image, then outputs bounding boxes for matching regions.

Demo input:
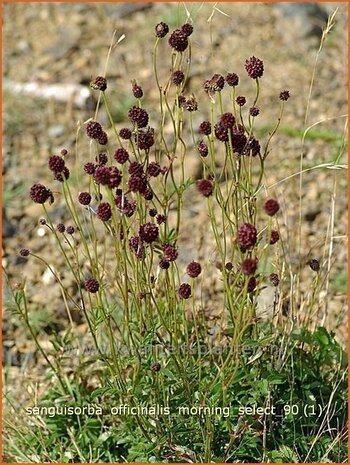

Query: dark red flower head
[48,155,65,173]
[186,261,202,278]
[237,223,257,249]
[66,225,75,235]
[178,283,191,299]
[155,21,169,38]
[30,184,51,204]
[203,74,225,93]
[309,259,320,272]
[162,243,178,261]
[129,236,144,259]
[94,165,111,185]
[236,96,246,107]
[128,106,149,128]
[135,127,155,150]
[57,223,65,233]
[139,222,159,243]
[197,179,213,197]
[197,141,208,157]
[219,112,235,129]
[54,167,70,182]
[128,175,147,193]
[85,277,99,293]
[172,70,185,85]
[119,128,132,140]
[86,120,103,139]
[78,192,92,206]
[241,258,258,275]
[84,162,96,175]
[151,362,161,372]
[264,199,280,216]
[90,76,107,91]
[108,166,122,188]
[114,148,129,164]
[169,29,188,52]
[181,23,193,37]
[19,248,30,257]
[270,230,280,245]
[249,106,260,117]
[199,121,211,136]
[245,56,264,79]
[226,72,239,87]
[128,161,144,177]
[97,131,108,146]
[147,162,162,177]
[269,273,279,286]
[159,258,170,270]
[132,81,143,99]
[279,90,290,101]
[97,202,112,222]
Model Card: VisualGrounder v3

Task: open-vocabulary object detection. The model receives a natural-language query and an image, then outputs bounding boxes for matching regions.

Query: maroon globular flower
[279,90,290,101]
[66,226,75,235]
[86,120,103,140]
[197,179,213,197]
[241,258,258,275]
[155,21,169,38]
[108,167,122,188]
[236,96,246,107]
[149,208,157,217]
[245,56,264,79]
[151,362,161,372]
[97,131,108,146]
[54,167,70,182]
[119,128,132,140]
[48,155,65,173]
[139,222,159,243]
[19,248,30,257]
[84,162,96,175]
[97,202,112,222]
[214,123,229,142]
[90,76,107,92]
[178,283,192,299]
[186,261,202,278]
[61,149,68,156]
[247,276,257,293]
[147,162,162,177]
[199,121,211,136]
[128,161,144,177]
[57,223,65,233]
[128,106,149,128]
[232,133,247,155]
[96,153,108,165]
[78,192,92,206]
[135,127,155,150]
[264,198,280,216]
[172,70,185,85]
[129,236,144,259]
[30,184,51,204]
[162,243,178,261]
[203,74,225,93]
[226,72,239,87]
[178,95,187,108]
[85,277,99,293]
[39,218,47,225]
[159,259,170,270]
[114,148,129,164]
[249,106,260,117]
[270,230,280,245]
[132,81,143,99]
[128,175,147,193]
[269,273,280,286]
[309,259,320,272]
[94,165,111,185]
[225,262,233,271]
[244,137,261,157]
[168,29,188,52]
[237,223,257,249]
[181,23,193,37]
[219,112,235,129]
[156,214,166,225]
[197,141,208,157]
[141,188,153,201]
[184,96,198,112]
